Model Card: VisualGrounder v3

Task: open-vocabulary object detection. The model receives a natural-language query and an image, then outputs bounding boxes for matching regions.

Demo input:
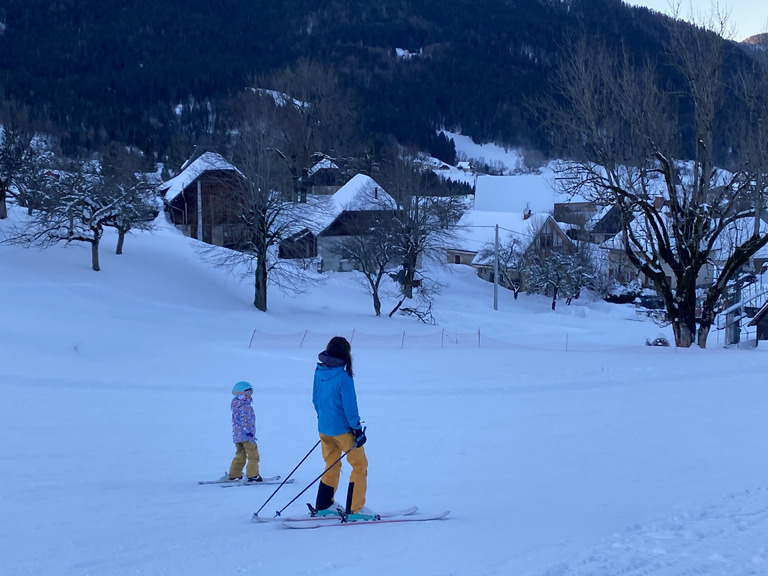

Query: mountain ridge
[0,0,755,162]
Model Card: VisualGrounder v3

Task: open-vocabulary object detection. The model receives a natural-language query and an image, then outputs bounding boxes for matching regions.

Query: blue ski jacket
[313,355,361,436]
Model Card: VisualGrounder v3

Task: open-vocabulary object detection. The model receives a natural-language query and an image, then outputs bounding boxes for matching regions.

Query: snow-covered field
[3,134,768,575]
[3,209,768,576]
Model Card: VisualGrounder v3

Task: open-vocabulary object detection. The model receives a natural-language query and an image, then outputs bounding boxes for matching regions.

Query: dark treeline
[0,0,760,164]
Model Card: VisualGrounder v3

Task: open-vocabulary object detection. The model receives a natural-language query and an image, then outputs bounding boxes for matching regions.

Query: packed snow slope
[2,207,768,576]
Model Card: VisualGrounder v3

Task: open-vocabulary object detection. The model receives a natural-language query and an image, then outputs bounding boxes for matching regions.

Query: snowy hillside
[3,198,768,575]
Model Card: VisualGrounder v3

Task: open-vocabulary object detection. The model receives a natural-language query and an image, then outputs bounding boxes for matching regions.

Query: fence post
[350,328,356,344]
[248,329,257,348]
[299,329,308,348]
[441,328,444,348]
[477,329,481,347]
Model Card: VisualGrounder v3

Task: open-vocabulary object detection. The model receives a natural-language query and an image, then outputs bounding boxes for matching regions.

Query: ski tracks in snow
[536,486,768,576]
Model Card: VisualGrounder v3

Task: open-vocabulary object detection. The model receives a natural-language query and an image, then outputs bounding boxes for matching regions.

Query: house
[160,151,249,249]
[444,170,577,288]
[554,201,623,245]
[470,213,575,288]
[275,173,399,269]
[600,211,768,291]
[317,209,400,272]
[722,271,768,346]
[313,174,399,272]
[446,248,478,266]
[305,157,341,196]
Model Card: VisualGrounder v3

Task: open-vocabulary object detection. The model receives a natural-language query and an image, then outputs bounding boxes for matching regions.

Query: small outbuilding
[748,300,768,343]
[278,228,317,259]
[160,150,249,249]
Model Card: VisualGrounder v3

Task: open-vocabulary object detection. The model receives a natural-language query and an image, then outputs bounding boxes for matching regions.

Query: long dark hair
[326,336,353,377]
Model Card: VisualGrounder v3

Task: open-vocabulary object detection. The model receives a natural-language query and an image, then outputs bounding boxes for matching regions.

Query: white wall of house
[446,249,477,265]
[318,235,414,274]
[606,247,716,290]
[318,236,353,272]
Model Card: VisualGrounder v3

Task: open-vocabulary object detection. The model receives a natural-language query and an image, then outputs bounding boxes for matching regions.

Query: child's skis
[199,474,292,486]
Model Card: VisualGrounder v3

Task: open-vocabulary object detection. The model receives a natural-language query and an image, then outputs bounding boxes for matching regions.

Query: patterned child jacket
[231,394,256,443]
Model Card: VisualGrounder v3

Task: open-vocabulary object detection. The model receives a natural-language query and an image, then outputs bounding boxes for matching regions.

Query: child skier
[228,381,262,482]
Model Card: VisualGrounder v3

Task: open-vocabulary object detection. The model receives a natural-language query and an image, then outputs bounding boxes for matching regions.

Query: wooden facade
[279,228,317,259]
[162,153,252,250]
[554,201,623,245]
[473,215,574,289]
[748,301,768,343]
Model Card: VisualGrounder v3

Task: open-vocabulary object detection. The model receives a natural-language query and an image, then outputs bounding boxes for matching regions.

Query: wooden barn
[160,151,250,249]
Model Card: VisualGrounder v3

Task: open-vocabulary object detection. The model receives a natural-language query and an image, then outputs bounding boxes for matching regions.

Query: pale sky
[626,1,768,41]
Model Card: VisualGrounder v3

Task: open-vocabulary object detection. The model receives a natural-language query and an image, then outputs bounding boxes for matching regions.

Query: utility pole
[493,224,499,311]
[196,179,203,241]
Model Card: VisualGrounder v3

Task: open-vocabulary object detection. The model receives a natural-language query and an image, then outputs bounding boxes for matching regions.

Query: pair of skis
[253,505,450,529]
[202,473,450,529]
[198,475,294,487]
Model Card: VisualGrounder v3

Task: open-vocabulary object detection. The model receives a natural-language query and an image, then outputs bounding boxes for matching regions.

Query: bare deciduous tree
[206,89,322,311]
[330,208,403,316]
[267,59,355,202]
[525,243,596,310]
[17,160,118,271]
[543,14,768,347]
[100,145,158,255]
[6,150,157,271]
[0,120,36,219]
[476,232,527,299]
[378,152,467,311]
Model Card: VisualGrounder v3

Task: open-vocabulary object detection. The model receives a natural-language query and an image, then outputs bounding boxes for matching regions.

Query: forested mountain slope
[0,0,754,160]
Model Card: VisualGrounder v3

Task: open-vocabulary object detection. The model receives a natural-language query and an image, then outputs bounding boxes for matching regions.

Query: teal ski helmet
[232,381,253,394]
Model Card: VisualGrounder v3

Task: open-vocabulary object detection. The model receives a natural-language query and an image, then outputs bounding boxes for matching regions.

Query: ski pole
[253,439,321,518]
[273,443,358,518]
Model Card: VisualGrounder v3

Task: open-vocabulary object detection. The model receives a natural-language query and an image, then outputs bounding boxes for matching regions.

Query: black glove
[352,427,367,447]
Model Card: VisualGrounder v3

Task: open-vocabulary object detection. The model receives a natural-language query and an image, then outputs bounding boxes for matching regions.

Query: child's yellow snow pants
[229,441,260,479]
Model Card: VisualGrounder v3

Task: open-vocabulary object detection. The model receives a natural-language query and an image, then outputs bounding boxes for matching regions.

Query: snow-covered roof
[273,175,396,237]
[584,204,614,231]
[472,172,571,214]
[329,174,396,212]
[274,194,336,236]
[306,158,339,178]
[600,212,768,260]
[160,152,239,202]
[452,210,548,254]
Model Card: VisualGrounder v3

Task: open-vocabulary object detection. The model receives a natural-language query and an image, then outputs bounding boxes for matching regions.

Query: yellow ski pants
[319,432,368,513]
